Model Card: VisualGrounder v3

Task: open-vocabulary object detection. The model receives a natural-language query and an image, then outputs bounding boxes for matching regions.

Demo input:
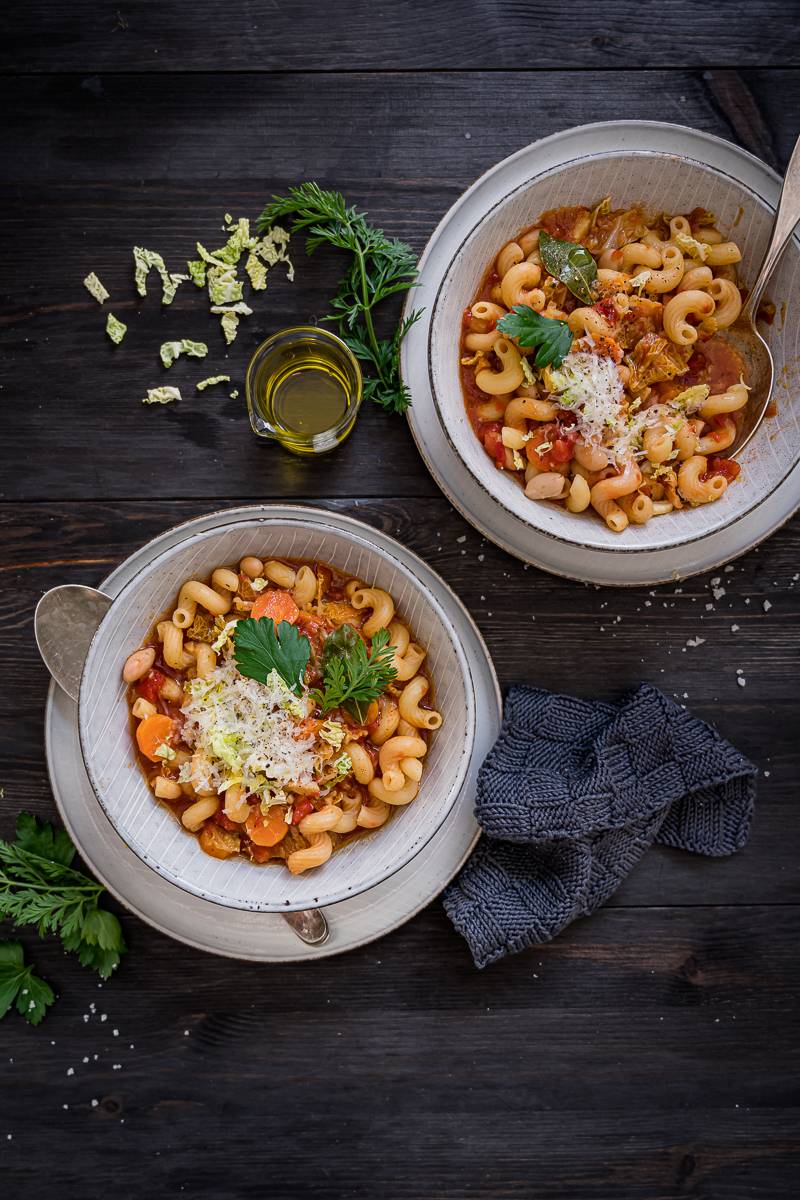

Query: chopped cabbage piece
[245,252,267,291]
[133,246,188,305]
[105,313,127,344]
[207,264,243,306]
[196,374,231,391]
[672,384,710,412]
[674,231,710,263]
[159,339,209,368]
[142,386,181,405]
[319,720,346,749]
[520,355,536,387]
[187,259,206,287]
[84,272,109,304]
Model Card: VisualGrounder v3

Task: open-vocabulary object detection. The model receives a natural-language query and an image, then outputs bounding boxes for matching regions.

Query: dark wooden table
[2,5,799,1197]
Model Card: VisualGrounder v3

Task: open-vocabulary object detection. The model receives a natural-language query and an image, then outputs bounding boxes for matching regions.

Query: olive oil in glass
[246,326,363,455]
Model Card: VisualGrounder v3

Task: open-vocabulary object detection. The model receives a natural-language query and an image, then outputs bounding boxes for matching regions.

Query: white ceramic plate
[79,514,476,913]
[44,505,501,962]
[403,121,800,584]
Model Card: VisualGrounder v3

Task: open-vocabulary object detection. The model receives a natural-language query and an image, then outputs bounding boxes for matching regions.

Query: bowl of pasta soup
[78,512,476,911]
[428,150,800,555]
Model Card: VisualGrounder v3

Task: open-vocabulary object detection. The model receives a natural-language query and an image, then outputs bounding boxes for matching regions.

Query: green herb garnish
[0,813,126,980]
[233,617,311,696]
[496,306,573,368]
[0,941,55,1026]
[538,230,598,304]
[258,183,422,414]
[312,625,397,723]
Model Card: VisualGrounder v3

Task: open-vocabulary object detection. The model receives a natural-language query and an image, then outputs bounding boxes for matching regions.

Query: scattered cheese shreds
[143,386,181,405]
[196,374,231,391]
[105,313,127,345]
[84,272,109,304]
[159,339,208,368]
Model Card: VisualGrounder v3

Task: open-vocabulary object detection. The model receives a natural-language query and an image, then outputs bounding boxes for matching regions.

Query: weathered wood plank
[1,499,798,908]
[4,0,799,71]
[1,70,797,502]
[0,906,798,1199]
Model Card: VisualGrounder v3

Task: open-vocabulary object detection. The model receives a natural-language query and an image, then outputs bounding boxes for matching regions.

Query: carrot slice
[250,589,299,625]
[136,714,175,762]
[246,805,289,847]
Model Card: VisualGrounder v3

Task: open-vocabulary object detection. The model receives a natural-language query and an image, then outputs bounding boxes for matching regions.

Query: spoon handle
[745,132,800,318]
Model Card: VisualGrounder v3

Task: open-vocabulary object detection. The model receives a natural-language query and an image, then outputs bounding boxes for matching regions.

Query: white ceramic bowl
[78,511,476,912]
[430,148,800,555]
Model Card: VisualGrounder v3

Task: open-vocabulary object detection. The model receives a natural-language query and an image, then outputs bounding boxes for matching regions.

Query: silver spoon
[726,132,800,458]
[35,584,329,947]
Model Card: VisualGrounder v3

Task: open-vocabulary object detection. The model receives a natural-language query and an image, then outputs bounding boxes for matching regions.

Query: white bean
[123,646,156,684]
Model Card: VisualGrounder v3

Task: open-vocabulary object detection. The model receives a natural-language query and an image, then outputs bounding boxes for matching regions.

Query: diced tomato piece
[481,421,506,467]
[706,457,741,482]
[136,668,166,705]
[526,422,579,470]
[215,811,238,831]
[291,798,315,825]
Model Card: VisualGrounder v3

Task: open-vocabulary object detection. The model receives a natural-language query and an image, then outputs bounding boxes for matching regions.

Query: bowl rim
[427,145,797,555]
[77,511,477,912]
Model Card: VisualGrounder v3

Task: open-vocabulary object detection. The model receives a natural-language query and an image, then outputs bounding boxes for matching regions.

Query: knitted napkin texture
[444,683,756,968]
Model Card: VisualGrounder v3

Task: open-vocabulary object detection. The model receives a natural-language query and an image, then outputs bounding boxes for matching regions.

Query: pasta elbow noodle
[350,586,395,637]
[663,290,715,345]
[292,565,316,606]
[699,382,749,421]
[643,244,685,294]
[398,677,442,730]
[179,580,231,617]
[264,560,296,588]
[287,833,333,875]
[368,776,420,806]
[678,456,728,504]
[500,262,544,309]
[475,338,524,395]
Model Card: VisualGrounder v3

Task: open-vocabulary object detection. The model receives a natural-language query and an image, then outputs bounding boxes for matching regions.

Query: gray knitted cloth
[444,683,756,968]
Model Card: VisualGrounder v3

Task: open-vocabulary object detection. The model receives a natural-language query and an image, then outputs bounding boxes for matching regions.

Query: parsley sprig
[0,940,55,1026]
[496,306,573,368]
[312,625,397,723]
[258,183,422,414]
[233,617,311,695]
[0,813,126,984]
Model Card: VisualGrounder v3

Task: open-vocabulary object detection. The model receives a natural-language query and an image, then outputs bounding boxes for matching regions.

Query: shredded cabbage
[159,339,208,368]
[105,313,127,344]
[142,386,181,405]
[84,272,109,304]
[196,374,231,391]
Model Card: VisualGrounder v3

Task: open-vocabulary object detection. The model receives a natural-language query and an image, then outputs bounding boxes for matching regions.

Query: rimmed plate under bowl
[403,121,800,583]
[45,504,501,962]
[78,512,476,913]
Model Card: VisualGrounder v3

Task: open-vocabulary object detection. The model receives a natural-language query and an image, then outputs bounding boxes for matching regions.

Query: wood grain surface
[1,5,799,1197]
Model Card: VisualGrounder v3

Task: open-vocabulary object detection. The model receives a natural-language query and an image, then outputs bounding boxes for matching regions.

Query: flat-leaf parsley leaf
[0,941,55,1026]
[233,617,311,696]
[312,625,397,723]
[496,306,573,369]
[0,813,126,980]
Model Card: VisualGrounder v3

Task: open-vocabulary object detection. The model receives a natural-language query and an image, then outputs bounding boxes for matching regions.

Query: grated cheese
[546,351,689,467]
[180,655,315,800]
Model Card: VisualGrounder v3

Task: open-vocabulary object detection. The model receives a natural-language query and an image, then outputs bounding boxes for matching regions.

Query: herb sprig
[233,617,311,695]
[258,183,422,414]
[0,813,126,984]
[312,625,397,723]
[0,940,54,1026]
[497,306,573,368]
